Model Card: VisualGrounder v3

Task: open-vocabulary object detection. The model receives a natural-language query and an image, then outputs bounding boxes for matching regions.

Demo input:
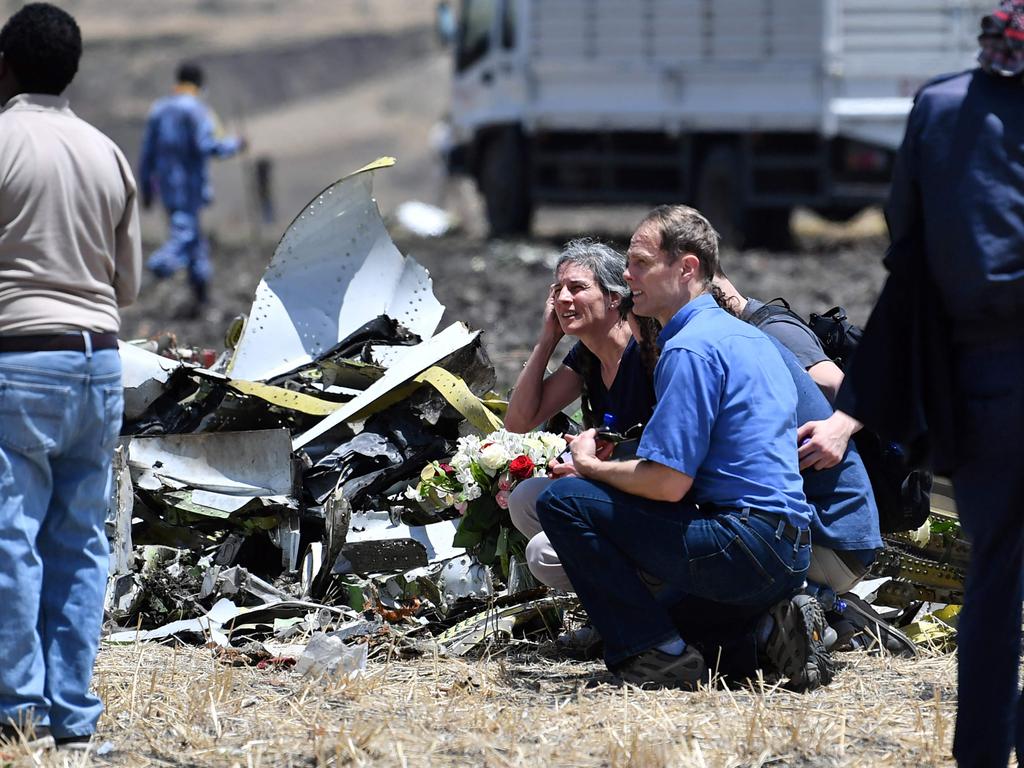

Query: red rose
[438,463,455,474]
[508,454,535,480]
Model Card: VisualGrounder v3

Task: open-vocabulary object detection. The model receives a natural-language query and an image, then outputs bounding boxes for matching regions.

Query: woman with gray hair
[505,238,656,597]
[505,238,654,434]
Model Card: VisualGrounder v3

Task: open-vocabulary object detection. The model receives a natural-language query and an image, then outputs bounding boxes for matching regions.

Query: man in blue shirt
[537,205,833,690]
[139,62,245,312]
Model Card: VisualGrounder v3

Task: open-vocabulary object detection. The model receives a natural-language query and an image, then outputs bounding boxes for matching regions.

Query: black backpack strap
[747,297,804,329]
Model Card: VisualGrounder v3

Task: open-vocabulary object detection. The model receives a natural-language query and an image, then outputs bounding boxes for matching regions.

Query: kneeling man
[538,205,830,689]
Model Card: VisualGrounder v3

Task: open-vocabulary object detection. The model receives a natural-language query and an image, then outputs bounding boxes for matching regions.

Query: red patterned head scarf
[979,0,1024,76]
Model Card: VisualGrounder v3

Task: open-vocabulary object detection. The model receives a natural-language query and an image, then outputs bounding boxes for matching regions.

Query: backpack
[748,298,932,534]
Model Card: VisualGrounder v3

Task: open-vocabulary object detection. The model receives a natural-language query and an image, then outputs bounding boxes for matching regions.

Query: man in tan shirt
[0,2,141,752]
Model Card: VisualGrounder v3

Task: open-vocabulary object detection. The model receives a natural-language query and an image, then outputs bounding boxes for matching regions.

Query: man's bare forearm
[574,455,691,502]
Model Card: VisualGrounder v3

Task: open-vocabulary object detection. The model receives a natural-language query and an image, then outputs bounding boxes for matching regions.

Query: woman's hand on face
[541,284,565,344]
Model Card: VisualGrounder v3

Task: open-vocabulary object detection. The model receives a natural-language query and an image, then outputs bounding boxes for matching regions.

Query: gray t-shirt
[742,298,829,371]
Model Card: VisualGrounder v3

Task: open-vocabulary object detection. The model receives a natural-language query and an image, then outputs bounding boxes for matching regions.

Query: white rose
[522,436,545,454]
[478,443,510,475]
[539,433,566,457]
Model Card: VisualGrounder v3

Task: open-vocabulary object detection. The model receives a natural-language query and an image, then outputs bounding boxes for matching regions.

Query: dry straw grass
[6,637,959,768]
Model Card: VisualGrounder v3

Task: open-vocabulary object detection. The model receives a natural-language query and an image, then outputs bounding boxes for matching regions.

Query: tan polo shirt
[0,93,141,334]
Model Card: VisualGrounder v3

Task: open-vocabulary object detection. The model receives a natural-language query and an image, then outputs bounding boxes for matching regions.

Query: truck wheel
[746,208,794,251]
[695,145,744,249]
[479,129,532,238]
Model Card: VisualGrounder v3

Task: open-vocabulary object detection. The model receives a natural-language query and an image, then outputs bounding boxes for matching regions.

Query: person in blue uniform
[838,3,1024,764]
[138,62,245,312]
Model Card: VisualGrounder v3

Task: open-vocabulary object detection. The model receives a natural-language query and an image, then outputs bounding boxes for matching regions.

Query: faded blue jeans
[537,477,809,668]
[147,208,211,300]
[0,348,122,738]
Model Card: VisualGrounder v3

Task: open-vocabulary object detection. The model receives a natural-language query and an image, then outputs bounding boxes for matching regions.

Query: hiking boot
[556,624,603,660]
[762,594,835,692]
[616,645,707,690]
[822,624,839,650]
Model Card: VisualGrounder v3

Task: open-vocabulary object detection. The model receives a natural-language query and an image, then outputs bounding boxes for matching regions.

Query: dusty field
[5,641,957,768]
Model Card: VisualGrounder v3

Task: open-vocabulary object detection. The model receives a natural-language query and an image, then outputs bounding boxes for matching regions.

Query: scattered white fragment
[395,200,453,237]
[295,632,368,678]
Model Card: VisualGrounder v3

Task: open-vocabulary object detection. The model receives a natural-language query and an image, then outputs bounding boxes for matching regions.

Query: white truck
[448,0,988,244]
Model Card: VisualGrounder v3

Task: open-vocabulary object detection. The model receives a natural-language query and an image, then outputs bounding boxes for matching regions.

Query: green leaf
[496,527,511,580]
[452,525,483,548]
[470,462,492,489]
[476,532,499,566]
[460,498,501,531]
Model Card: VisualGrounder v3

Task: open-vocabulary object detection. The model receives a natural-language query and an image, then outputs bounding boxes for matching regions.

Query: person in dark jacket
[838,3,1024,765]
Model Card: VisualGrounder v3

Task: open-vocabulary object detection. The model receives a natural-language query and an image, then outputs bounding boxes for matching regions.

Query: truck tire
[479,128,532,238]
[695,145,744,249]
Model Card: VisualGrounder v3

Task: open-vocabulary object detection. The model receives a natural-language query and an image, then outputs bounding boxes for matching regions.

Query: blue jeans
[0,348,122,738]
[147,208,211,299]
[950,340,1024,768]
[537,477,809,667]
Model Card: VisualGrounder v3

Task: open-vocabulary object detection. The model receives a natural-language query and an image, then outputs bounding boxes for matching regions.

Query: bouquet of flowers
[407,429,567,574]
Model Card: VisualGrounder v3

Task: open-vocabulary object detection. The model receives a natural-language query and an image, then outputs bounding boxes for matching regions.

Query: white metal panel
[468,0,987,140]
[528,64,821,132]
[827,0,989,144]
[228,159,444,383]
[834,0,987,82]
[129,429,294,496]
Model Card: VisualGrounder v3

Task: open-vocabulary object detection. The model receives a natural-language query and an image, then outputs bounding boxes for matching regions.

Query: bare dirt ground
[24,4,962,766]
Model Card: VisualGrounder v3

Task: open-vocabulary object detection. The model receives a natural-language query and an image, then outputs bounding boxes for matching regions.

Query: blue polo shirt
[767,336,883,553]
[563,338,656,431]
[636,294,812,527]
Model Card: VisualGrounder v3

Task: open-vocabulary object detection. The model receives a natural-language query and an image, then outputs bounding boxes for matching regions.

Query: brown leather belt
[0,332,119,353]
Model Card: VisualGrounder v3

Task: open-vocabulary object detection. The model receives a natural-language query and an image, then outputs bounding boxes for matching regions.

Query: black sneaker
[762,594,835,692]
[616,645,707,690]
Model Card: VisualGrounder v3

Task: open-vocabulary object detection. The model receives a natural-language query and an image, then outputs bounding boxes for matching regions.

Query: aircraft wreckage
[108,158,967,676]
